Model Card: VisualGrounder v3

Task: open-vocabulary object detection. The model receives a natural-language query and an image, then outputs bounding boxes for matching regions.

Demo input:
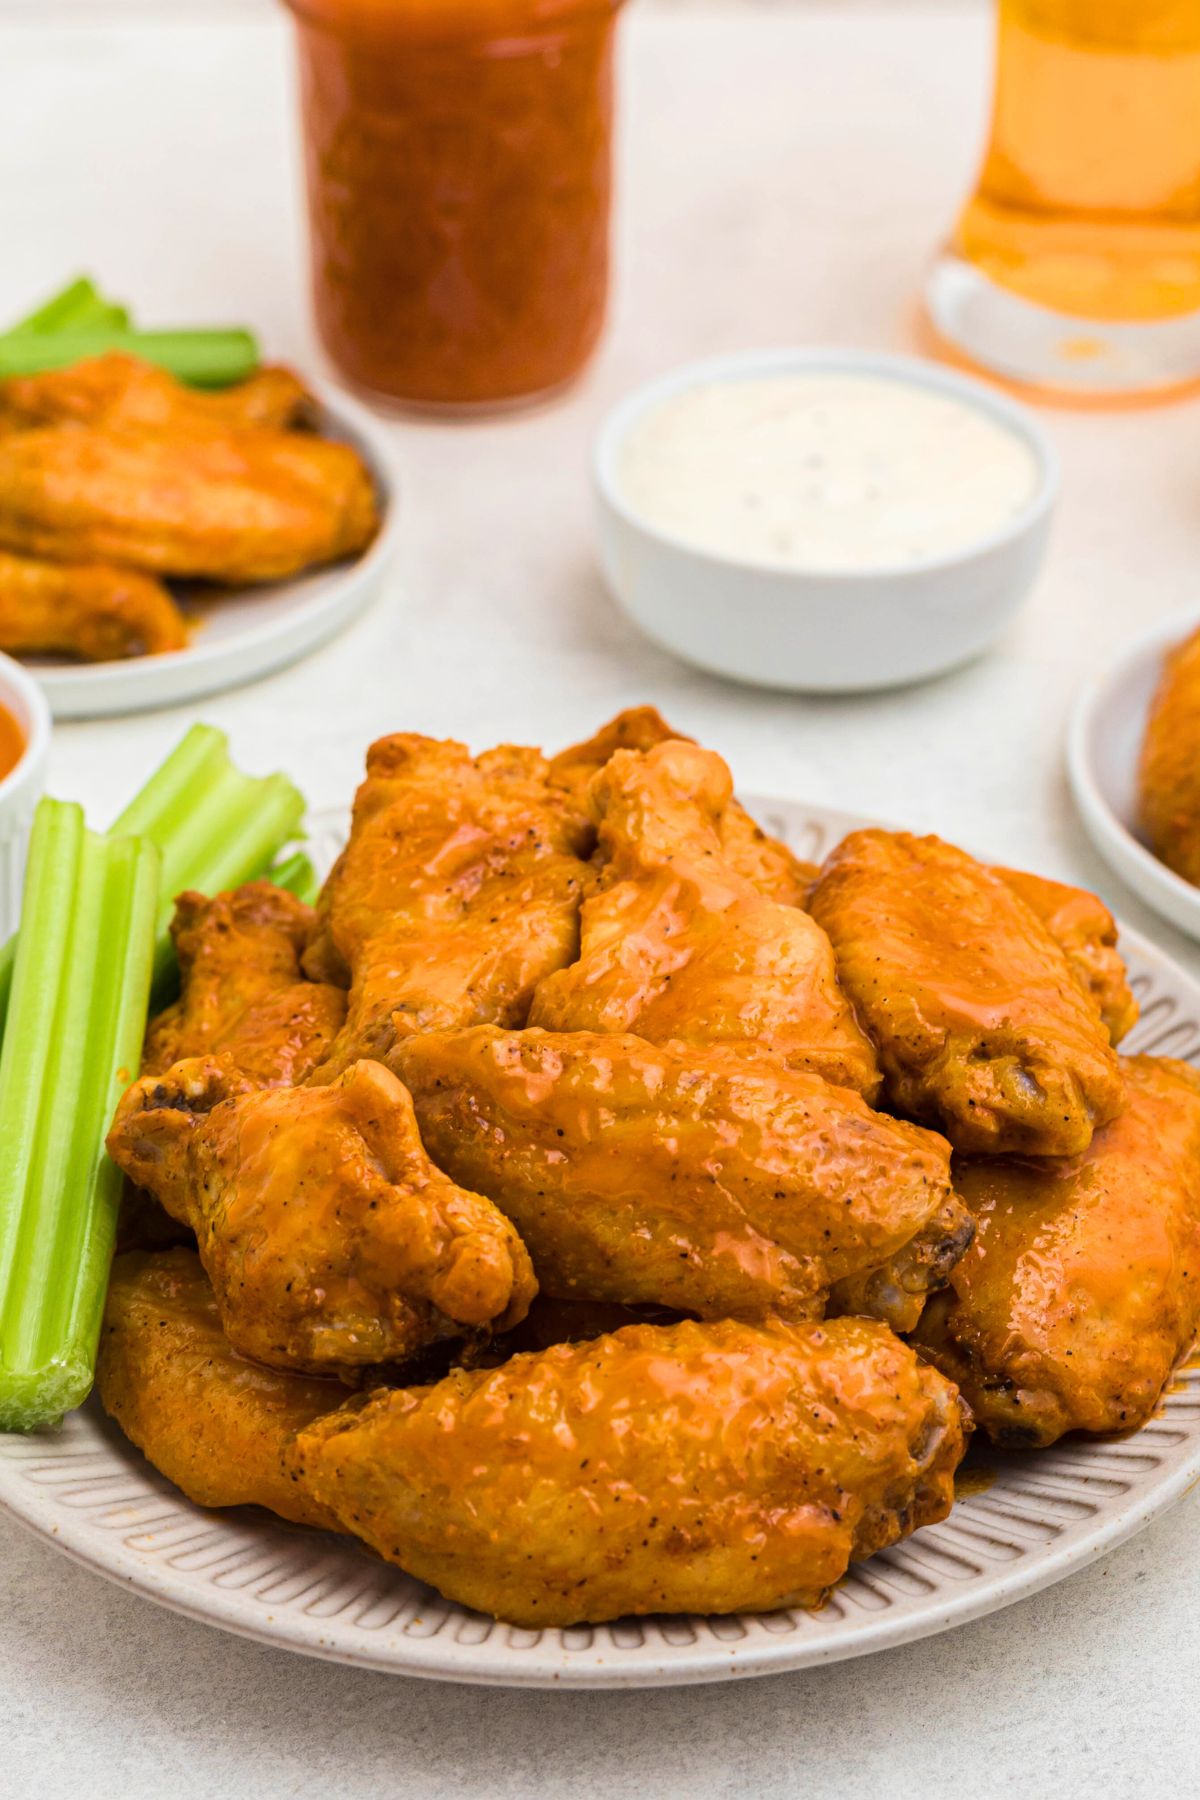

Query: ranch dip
[616,372,1040,572]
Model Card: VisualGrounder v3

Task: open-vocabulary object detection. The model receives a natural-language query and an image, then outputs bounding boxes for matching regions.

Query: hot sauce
[0,704,24,783]
[284,0,625,410]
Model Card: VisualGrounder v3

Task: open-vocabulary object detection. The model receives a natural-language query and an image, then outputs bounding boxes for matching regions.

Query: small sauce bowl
[592,348,1058,692]
[0,653,51,935]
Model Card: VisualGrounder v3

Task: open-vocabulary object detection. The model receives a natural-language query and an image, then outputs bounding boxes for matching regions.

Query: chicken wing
[1139,621,1200,886]
[97,1248,341,1527]
[395,1025,969,1332]
[306,734,591,1077]
[143,882,346,1086]
[0,547,185,660]
[915,1056,1200,1447]
[0,352,310,433]
[993,866,1137,1044]
[530,740,880,1096]
[548,706,818,903]
[106,1056,536,1375]
[0,421,378,584]
[809,830,1124,1156]
[287,1315,966,1626]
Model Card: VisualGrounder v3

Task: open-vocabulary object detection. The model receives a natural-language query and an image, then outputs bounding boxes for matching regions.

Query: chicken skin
[0,547,185,660]
[993,866,1138,1044]
[97,1249,340,1528]
[915,1055,1200,1448]
[287,1315,966,1627]
[106,1056,536,1376]
[530,740,880,1097]
[548,705,818,904]
[0,352,310,434]
[143,882,346,1087]
[0,421,378,585]
[1139,621,1200,886]
[809,831,1124,1156]
[306,734,591,1077]
[395,1026,969,1332]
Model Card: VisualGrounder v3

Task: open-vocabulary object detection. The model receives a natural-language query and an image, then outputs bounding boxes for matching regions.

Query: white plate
[1068,607,1200,943]
[2,796,1199,1688]
[22,381,400,720]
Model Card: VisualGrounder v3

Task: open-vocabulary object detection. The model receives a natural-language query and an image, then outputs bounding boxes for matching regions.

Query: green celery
[5,276,130,338]
[0,327,259,387]
[265,849,320,908]
[0,799,159,1429]
[0,725,307,1029]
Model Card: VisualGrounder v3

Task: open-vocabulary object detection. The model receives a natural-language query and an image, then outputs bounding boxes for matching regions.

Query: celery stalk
[0,800,159,1429]
[0,725,307,1030]
[6,276,130,338]
[265,850,320,908]
[0,327,258,386]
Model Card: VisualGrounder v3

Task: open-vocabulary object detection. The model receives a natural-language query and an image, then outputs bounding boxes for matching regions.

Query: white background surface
[1,5,1198,1795]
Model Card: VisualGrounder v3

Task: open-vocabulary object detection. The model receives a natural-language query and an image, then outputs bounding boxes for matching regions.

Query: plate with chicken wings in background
[3,708,1200,1688]
[0,354,398,718]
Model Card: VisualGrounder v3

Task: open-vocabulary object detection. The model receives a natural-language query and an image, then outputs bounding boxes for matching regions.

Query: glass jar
[284,0,626,412]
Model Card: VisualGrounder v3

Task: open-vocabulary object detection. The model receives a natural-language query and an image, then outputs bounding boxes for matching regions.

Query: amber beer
[929,1,1200,394]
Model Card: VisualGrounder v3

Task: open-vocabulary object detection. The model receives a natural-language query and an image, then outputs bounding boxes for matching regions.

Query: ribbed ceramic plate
[22,381,400,720]
[1,797,1199,1688]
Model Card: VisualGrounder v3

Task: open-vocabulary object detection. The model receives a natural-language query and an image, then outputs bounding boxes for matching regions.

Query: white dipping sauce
[617,372,1040,573]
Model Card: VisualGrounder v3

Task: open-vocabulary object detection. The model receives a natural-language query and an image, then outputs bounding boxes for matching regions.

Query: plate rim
[3,792,1199,1688]
[23,378,401,720]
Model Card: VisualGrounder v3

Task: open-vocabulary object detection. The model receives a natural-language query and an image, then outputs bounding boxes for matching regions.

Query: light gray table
[1,7,1197,1794]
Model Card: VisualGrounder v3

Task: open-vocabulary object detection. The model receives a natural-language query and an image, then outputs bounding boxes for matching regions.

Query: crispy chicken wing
[395,1025,969,1332]
[915,1056,1200,1447]
[548,706,818,902]
[993,866,1137,1044]
[530,741,880,1096]
[1139,621,1200,886]
[0,547,185,659]
[0,352,310,434]
[106,1056,536,1375]
[809,831,1124,1156]
[0,421,378,584]
[97,1249,340,1527]
[306,734,591,1078]
[287,1315,966,1626]
[143,882,346,1086]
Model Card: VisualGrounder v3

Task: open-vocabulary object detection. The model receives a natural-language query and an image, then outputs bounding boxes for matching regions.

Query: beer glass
[927,1,1200,396]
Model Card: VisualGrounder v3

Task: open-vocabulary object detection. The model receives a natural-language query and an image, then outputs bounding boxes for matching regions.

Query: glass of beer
[926,1,1200,397]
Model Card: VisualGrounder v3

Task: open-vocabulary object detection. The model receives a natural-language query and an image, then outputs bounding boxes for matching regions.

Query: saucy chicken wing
[143,882,346,1086]
[0,421,378,584]
[809,831,1124,1155]
[306,734,591,1077]
[1139,621,1200,886]
[106,1056,536,1375]
[530,740,880,1096]
[288,1315,966,1626]
[915,1055,1200,1447]
[548,705,818,903]
[994,866,1137,1044]
[0,352,310,434]
[0,547,185,659]
[395,1025,969,1332]
[97,1248,340,1527]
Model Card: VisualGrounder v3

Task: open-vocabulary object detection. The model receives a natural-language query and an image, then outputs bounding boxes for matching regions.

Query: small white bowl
[1067,605,1200,942]
[592,348,1058,692]
[0,652,51,935]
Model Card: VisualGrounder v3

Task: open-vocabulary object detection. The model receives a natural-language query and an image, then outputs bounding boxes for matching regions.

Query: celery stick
[266,850,320,908]
[5,276,129,338]
[0,800,158,1429]
[0,327,258,387]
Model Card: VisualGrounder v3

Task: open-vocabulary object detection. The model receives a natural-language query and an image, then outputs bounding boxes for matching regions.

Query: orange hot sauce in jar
[284,0,626,411]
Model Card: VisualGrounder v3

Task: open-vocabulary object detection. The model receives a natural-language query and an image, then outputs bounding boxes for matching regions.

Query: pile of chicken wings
[0,353,379,660]
[99,710,1200,1626]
